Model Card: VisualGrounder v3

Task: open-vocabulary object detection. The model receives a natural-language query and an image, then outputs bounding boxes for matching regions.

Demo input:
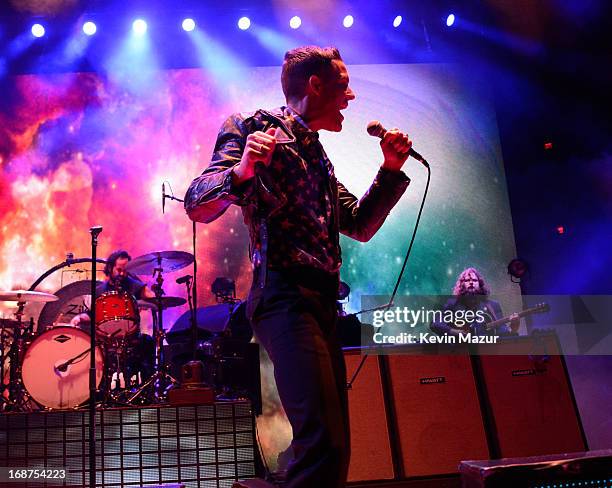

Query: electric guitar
[482,302,550,332]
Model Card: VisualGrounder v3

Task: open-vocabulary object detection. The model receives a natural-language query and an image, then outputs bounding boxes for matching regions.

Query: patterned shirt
[260,108,340,271]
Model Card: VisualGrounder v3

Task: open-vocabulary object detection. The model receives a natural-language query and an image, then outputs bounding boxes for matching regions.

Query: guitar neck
[484,306,541,331]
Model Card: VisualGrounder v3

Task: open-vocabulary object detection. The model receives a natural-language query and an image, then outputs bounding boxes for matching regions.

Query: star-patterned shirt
[261,108,340,271]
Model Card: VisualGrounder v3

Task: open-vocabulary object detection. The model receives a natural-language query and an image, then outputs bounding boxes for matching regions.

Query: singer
[185,46,415,488]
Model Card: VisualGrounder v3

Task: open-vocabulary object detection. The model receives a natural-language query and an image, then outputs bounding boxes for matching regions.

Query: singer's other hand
[380,128,412,172]
[233,127,277,184]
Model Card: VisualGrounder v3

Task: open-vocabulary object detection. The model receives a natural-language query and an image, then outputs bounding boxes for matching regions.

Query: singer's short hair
[281,46,342,101]
[104,249,131,276]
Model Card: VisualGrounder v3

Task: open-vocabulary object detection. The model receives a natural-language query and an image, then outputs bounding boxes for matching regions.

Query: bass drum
[21,326,103,409]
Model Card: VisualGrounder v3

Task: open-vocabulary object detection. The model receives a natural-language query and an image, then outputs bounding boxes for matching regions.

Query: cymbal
[0,290,59,303]
[142,296,187,309]
[137,300,158,311]
[126,251,194,275]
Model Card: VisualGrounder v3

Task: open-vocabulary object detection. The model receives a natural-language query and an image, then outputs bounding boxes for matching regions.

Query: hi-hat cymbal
[142,296,187,309]
[0,290,59,303]
[126,251,194,275]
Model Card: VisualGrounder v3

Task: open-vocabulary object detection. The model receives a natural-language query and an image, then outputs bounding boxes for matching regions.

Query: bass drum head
[22,326,103,409]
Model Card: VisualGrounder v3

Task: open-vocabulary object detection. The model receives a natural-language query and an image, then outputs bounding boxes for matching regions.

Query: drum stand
[99,336,135,407]
[127,262,177,404]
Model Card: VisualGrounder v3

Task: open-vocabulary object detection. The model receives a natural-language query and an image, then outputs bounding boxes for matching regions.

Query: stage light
[182,18,196,32]
[446,14,456,27]
[507,258,529,282]
[289,16,302,29]
[393,15,403,28]
[343,15,354,28]
[132,19,147,36]
[238,16,251,30]
[31,23,45,38]
[82,21,97,36]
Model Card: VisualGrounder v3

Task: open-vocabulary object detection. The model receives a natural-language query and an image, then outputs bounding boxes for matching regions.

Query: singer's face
[111,257,129,281]
[316,60,355,132]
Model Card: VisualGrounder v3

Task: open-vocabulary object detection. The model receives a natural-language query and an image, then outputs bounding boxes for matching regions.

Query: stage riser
[0,402,256,488]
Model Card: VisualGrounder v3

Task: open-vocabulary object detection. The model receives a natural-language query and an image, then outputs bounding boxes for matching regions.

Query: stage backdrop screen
[0,63,517,313]
[0,63,518,466]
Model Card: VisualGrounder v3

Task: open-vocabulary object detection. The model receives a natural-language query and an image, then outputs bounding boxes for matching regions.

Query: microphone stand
[162,188,198,362]
[89,225,102,488]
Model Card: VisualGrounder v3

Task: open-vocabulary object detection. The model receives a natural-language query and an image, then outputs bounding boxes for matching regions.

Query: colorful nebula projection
[0,63,518,467]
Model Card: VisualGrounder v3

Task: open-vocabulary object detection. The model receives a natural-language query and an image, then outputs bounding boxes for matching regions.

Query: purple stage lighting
[446,14,456,27]
[132,19,148,35]
[83,21,97,36]
[238,17,251,30]
[343,15,354,28]
[393,15,403,28]
[289,16,302,29]
[182,18,196,32]
[31,23,45,38]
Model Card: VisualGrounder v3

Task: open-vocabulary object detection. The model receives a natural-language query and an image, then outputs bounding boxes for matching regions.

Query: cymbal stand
[0,320,11,411]
[127,261,177,404]
[5,302,35,411]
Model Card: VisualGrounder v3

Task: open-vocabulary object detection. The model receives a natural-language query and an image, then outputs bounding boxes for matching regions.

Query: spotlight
[238,16,251,30]
[343,15,354,28]
[132,19,148,35]
[182,18,196,32]
[82,21,97,36]
[507,258,529,282]
[393,15,403,28]
[289,15,302,29]
[446,13,456,27]
[31,23,45,38]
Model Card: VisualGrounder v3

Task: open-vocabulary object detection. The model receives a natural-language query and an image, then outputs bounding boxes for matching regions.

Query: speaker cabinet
[345,352,394,482]
[386,354,490,477]
[475,333,586,458]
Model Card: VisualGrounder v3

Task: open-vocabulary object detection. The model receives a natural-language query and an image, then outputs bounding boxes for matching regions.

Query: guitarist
[430,267,520,336]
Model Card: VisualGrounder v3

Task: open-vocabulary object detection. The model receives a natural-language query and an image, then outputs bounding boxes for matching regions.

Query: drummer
[70,250,155,381]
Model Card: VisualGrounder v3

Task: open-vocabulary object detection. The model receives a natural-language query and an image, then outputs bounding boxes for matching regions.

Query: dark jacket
[184,107,410,275]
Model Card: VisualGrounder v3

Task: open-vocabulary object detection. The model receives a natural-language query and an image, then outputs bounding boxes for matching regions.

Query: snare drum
[21,326,104,409]
[95,291,139,338]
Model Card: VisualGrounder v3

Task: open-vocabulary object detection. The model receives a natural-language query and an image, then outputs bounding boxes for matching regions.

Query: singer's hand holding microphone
[367,120,429,169]
[232,127,278,184]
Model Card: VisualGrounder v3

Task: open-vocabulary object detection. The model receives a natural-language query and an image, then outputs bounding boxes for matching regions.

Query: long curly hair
[452,267,490,296]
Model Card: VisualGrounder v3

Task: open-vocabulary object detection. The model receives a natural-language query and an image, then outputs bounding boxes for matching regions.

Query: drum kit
[0,250,194,412]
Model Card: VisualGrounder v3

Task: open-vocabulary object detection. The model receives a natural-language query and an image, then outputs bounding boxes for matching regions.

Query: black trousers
[247,268,350,488]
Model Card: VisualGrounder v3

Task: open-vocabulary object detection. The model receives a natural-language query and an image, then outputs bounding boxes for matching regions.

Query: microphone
[162,182,166,214]
[367,120,429,167]
[176,274,192,285]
